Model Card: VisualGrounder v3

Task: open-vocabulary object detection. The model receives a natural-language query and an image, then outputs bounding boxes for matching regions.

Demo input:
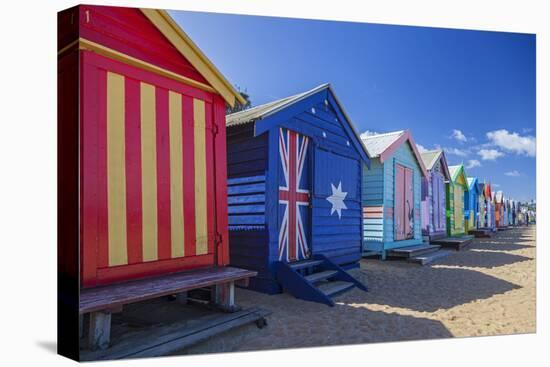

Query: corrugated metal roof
[225,83,370,163]
[226,84,329,127]
[420,150,442,170]
[449,165,461,179]
[360,130,405,158]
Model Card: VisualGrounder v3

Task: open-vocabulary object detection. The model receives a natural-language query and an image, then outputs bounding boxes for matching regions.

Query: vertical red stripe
[96,67,110,269]
[124,78,143,264]
[155,87,172,260]
[182,95,196,257]
[288,131,297,261]
[205,101,216,255]
[81,54,101,285]
[213,95,230,265]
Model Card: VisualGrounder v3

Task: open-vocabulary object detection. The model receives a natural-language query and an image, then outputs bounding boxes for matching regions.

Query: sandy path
[178,225,535,355]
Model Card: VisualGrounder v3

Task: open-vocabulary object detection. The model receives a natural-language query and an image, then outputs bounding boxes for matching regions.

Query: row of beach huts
[58,5,532,357]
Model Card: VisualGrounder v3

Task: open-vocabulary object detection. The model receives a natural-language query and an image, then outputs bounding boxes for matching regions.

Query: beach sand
[176,225,536,355]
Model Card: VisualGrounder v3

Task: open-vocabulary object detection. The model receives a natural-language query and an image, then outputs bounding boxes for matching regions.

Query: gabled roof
[361,130,428,178]
[420,150,439,169]
[361,131,404,157]
[495,191,504,203]
[140,9,245,107]
[226,86,316,127]
[448,164,469,190]
[420,149,451,181]
[485,182,492,199]
[226,84,370,164]
[467,177,479,192]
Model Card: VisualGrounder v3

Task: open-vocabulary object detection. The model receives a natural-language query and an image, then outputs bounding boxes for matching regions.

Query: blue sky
[170,10,536,202]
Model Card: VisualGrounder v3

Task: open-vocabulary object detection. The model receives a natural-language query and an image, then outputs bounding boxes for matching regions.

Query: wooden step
[469,229,493,238]
[289,259,324,270]
[305,270,338,283]
[362,251,380,257]
[408,250,453,266]
[317,281,355,297]
[431,236,473,250]
[389,244,441,258]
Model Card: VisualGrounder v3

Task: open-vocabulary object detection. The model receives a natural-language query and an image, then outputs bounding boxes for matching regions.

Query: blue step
[274,255,367,307]
[305,270,338,283]
[389,244,441,258]
[408,250,453,265]
[317,281,355,297]
[289,259,324,270]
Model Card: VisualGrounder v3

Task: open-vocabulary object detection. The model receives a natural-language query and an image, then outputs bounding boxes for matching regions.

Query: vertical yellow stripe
[107,72,128,266]
[140,82,158,262]
[169,91,185,258]
[194,99,208,255]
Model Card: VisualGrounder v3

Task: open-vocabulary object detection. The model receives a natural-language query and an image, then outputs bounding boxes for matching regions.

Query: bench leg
[176,291,188,305]
[79,314,83,339]
[212,281,239,312]
[88,311,111,351]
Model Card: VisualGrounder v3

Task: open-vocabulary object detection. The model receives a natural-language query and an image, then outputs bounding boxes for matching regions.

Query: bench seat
[80,266,257,314]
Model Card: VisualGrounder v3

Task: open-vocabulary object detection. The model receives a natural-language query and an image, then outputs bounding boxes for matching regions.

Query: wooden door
[432,173,445,231]
[394,164,405,241]
[454,186,463,231]
[432,175,439,230]
[395,164,413,241]
[438,177,447,231]
[404,167,414,239]
[277,128,311,262]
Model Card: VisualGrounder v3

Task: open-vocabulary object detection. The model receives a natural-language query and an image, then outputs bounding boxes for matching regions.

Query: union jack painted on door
[278,128,311,262]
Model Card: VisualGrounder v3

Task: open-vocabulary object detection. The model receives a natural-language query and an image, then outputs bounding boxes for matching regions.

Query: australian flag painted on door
[278,128,311,262]
[226,84,370,294]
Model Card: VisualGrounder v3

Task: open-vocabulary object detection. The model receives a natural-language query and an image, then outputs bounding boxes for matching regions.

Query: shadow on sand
[437,250,531,268]
[178,291,453,356]
[338,265,520,313]
[470,242,532,252]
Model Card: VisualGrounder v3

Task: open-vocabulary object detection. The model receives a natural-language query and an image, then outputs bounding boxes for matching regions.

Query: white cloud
[466,159,481,169]
[486,129,535,157]
[445,147,469,157]
[360,130,380,139]
[492,183,501,188]
[416,144,429,153]
[505,170,521,177]
[478,148,504,161]
[451,129,468,143]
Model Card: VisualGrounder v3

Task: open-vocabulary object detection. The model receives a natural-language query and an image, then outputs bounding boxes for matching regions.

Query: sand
[177,225,536,355]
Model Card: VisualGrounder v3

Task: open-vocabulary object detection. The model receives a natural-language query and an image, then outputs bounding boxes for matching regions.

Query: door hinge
[212,123,219,135]
[215,232,223,245]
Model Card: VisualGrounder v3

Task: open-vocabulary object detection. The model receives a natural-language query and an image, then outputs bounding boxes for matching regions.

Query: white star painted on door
[326,181,348,219]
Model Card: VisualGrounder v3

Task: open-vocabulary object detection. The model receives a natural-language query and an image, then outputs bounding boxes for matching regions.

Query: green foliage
[227,87,251,114]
